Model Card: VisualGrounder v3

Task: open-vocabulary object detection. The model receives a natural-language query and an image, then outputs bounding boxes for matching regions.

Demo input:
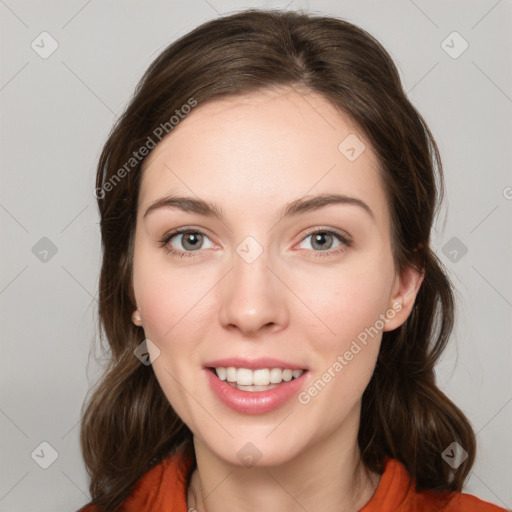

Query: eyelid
[293,227,352,258]
[298,226,352,243]
[158,226,216,255]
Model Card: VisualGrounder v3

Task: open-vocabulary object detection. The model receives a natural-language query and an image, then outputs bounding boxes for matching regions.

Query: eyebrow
[143,193,375,223]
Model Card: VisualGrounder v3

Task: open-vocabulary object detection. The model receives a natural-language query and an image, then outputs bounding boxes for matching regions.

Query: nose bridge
[218,238,287,334]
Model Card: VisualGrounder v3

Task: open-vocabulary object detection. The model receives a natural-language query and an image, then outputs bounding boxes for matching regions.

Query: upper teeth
[215,367,304,385]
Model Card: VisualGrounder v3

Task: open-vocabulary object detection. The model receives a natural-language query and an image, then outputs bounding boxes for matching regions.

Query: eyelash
[158,227,352,259]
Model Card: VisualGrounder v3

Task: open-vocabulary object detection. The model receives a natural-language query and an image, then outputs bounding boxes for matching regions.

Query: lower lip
[204,368,308,415]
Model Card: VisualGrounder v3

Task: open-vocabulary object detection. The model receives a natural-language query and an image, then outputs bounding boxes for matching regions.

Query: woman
[77,9,507,512]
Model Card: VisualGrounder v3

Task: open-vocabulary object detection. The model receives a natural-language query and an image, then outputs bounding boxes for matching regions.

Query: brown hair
[79,8,476,511]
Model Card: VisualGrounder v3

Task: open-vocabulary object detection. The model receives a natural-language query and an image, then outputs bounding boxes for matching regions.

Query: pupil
[314,232,331,250]
[184,232,201,250]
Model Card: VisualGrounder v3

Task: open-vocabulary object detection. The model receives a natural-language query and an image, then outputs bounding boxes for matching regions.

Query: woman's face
[132,87,422,467]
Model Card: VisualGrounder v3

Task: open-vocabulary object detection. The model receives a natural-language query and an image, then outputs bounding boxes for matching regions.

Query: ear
[132,308,142,326]
[128,281,143,326]
[383,262,424,332]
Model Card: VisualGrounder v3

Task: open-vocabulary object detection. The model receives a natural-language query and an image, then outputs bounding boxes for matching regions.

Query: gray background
[1,1,511,510]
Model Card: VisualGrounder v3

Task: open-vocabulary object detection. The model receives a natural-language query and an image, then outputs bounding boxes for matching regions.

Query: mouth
[204,365,309,414]
[207,366,307,392]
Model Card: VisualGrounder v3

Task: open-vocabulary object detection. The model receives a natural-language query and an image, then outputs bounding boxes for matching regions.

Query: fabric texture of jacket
[78,449,507,512]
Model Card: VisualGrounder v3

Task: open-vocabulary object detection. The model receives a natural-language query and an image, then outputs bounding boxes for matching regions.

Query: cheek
[294,254,394,346]
[296,267,387,420]
[132,257,209,416]
[133,231,395,347]
[132,245,212,341]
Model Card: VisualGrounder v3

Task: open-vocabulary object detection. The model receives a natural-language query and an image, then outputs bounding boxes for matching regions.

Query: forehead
[138,88,389,230]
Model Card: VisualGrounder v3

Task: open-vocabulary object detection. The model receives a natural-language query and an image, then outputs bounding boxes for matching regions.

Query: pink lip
[204,357,307,371]
[204,367,309,415]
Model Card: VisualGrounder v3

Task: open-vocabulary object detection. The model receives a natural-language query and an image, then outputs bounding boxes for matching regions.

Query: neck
[187,414,381,512]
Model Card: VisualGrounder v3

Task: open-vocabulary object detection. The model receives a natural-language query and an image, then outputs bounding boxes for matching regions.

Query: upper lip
[204,357,308,371]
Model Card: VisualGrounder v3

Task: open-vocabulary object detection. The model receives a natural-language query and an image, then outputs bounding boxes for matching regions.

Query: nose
[218,249,289,336]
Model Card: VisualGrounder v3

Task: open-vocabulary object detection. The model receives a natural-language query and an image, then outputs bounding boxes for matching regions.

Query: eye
[159,228,214,258]
[296,229,352,258]
[159,227,352,259]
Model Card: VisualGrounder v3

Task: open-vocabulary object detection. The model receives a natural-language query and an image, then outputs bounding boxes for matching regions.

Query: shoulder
[75,448,194,512]
[437,491,509,512]
[361,458,508,512]
[402,471,509,511]
[408,489,508,512]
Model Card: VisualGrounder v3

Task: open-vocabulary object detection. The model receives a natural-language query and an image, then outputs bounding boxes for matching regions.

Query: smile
[213,367,305,389]
[205,366,309,414]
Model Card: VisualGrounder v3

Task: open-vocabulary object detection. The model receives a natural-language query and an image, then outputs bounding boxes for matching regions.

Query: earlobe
[132,308,142,326]
[129,281,142,326]
[383,264,424,332]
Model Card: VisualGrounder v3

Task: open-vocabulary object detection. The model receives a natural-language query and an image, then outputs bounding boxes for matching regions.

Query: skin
[130,86,423,512]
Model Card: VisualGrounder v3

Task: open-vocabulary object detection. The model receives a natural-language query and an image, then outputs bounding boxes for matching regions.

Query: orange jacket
[78,450,507,511]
